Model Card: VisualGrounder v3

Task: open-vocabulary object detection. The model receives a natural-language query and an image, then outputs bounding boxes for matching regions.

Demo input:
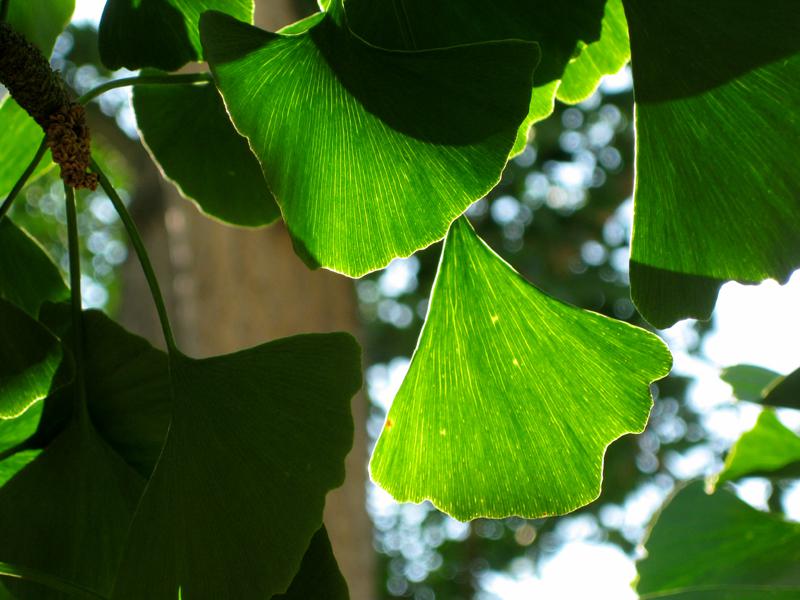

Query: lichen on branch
[0,22,97,190]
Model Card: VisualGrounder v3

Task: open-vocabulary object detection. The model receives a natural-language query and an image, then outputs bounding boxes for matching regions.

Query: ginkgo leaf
[6,0,74,57]
[764,367,800,410]
[133,77,279,228]
[0,219,67,317]
[0,416,144,600]
[0,299,61,419]
[0,101,54,200]
[31,308,171,478]
[369,218,671,520]
[636,482,800,599]
[343,0,630,140]
[98,0,253,71]
[273,527,348,600]
[710,410,800,489]
[201,10,538,276]
[112,333,361,599]
[624,0,800,328]
[721,364,781,404]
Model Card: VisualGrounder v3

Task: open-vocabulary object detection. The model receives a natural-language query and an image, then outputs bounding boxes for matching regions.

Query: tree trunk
[117,1,374,596]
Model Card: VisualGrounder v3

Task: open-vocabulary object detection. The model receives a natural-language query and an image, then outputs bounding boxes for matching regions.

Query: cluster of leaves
[0,0,799,598]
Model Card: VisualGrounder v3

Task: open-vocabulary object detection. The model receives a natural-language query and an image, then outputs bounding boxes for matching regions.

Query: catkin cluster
[0,22,97,190]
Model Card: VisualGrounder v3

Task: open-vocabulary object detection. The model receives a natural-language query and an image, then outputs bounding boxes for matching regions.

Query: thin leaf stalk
[65,184,90,421]
[77,72,213,104]
[0,137,47,221]
[90,159,178,353]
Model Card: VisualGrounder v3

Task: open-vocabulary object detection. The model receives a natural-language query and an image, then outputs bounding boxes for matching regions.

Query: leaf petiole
[65,184,89,420]
[77,72,213,105]
[0,138,47,221]
[90,159,178,354]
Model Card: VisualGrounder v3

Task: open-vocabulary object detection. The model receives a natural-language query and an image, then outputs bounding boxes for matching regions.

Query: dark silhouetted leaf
[624,0,800,327]
[112,333,361,599]
[201,10,538,276]
[98,0,253,70]
[370,218,671,520]
[721,364,781,404]
[637,482,800,599]
[764,368,800,410]
[133,77,279,227]
[0,417,143,600]
[273,527,348,600]
[0,220,67,318]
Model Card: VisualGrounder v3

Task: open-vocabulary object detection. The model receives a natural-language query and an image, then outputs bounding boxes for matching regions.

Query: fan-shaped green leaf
[710,410,800,489]
[112,333,361,599]
[0,299,61,419]
[637,482,800,599]
[5,0,74,57]
[98,0,253,71]
[369,218,671,520]
[0,219,67,317]
[201,11,538,276]
[133,77,279,228]
[0,417,143,600]
[0,101,54,200]
[624,0,800,327]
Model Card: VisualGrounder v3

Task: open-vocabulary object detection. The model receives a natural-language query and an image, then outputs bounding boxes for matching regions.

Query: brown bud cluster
[44,104,98,190]
[0,22,97,190]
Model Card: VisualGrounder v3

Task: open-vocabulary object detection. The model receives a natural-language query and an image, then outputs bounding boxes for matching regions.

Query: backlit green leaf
[201,11,538,276]
[98,0,253,70]
[0,101,54,201]
[133,78,279,228]
[6,0,74,57]
[0,299,61,419]
[710,410,800,489]
[370,218,671,520]
[112,333,361,599]
[624,0,800,327]
[0,219,67,317]
[0,417,143,600]
[637,482,800,599]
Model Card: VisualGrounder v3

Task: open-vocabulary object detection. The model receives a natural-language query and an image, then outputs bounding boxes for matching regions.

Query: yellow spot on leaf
[491,314,499,324]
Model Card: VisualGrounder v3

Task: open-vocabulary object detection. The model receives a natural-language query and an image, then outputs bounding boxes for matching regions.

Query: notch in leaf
[370,217,671,520]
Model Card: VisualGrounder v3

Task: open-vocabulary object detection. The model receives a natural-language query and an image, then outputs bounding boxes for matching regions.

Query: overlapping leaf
[0,416,144,600]
[98,0,253,70]
[273,527,349,600]
[624,0,800,327]
[0,299,61,419]
[342,0,630,146]
[764,368,800,410]
[710,410,800,489]
[133,77,279,227]
[637,482,800,599]
[201,10,538,275]
[112,334,361,599]
[0,219,67,317]
[370,218,671,520]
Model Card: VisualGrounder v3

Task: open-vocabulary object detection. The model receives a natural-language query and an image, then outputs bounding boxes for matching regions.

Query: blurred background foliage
[8,10,798,600]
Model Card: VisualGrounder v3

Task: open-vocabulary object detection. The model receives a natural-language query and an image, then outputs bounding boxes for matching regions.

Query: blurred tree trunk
[116,1,374,597]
